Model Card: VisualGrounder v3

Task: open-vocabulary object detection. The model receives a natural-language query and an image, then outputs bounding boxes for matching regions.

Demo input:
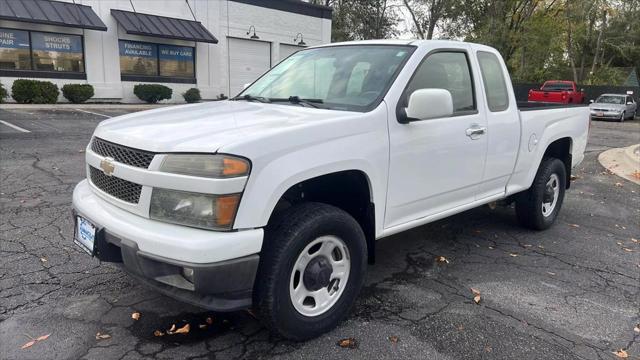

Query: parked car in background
[528,80,585,104]
[72,40,589,340]
[589,94,637,122]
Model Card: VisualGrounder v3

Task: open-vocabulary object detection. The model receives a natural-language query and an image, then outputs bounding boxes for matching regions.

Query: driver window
[404,51,476,113]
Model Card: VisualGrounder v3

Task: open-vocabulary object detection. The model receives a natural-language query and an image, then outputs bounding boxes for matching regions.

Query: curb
[598,144,640,185]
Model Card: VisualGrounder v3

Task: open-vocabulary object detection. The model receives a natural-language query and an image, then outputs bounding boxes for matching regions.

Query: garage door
[279,44,304,61]
[228,38,271,97]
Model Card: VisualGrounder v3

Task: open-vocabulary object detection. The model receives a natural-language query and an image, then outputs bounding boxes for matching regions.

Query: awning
[111,9,218,44]
[0,0,107,31]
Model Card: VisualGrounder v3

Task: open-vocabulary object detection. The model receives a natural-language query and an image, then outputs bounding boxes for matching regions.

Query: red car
[528,80,585,104]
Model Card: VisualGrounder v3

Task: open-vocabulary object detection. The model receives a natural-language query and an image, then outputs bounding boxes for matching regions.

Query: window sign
[159,45,194,77]
[31,32,84,72]
[0,28,31,70]
[119,40,158,76]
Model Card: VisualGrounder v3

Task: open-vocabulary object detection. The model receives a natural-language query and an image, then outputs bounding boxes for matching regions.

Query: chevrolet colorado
[72,40,589,340]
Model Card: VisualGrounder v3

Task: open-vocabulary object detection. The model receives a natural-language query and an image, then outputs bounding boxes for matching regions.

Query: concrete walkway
[598,144,640,185]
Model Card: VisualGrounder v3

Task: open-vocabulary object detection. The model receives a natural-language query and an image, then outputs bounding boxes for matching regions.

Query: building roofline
[230,0,332,19]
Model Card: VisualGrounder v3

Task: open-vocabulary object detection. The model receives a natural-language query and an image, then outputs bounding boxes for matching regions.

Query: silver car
[589,93,637,122]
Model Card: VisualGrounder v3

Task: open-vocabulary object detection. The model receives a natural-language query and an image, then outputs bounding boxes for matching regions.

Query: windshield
[542,82,574,91]
[595,95,624,104]
[238,45,415,111]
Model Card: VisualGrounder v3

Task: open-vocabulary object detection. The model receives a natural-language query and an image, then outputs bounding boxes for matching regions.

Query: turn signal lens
[216,194,241,227]
[223,158,250,177]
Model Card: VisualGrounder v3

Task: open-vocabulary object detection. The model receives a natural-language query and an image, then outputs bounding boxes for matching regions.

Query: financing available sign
[119,40,157,58]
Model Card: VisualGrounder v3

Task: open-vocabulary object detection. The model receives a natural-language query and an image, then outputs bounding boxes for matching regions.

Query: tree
[311,0,400,41]
[402,0,461,39]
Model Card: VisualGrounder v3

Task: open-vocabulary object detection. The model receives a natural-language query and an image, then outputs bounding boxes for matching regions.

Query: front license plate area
[74,216,96,255]
[596,112,604,117]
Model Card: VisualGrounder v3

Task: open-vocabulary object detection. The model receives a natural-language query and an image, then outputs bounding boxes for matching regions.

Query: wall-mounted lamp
[293,33,306,46]
[247,25,259,40]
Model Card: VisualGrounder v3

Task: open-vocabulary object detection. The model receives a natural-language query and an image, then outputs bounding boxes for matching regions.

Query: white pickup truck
[72,40,589,340]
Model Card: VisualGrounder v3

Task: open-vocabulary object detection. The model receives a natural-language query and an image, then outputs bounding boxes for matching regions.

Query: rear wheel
[515,158,566,230]
[254,202,367,340]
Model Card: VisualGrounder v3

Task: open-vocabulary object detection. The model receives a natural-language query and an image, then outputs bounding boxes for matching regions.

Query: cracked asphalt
[0,108,638,360]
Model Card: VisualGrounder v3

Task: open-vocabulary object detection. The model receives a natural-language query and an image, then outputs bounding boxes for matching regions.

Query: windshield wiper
[231,94,271,103]
[270,96,324,108]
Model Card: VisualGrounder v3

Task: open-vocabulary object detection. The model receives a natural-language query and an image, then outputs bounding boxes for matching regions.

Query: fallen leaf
[568,224,580,228]
[21,340,36,349]
[337,337,357,349]
[509,253,519,257]
[612,349,628,358]
[198,324,207,329]
[95,332,111,340]
[488,246,494,250]
[523,244,532,248]
[388,335,399,344]
[206,316,214,325]
[457,325,465,331]
[436,256,450,264]
[153,330,165,337]
[614,182,623,187]
[617,241,623,246]
[570,175,579,181]
[471,288,481,304]
[168,324,176,333]
[623,248,633,252]
[40,257,47,263]
[35,334,50,341]
[547,271,556,276]
[173,323,190,335]
[131,312,140,321]
[538,245,545,249]
[633,325,640,334]
[632,238,638,243]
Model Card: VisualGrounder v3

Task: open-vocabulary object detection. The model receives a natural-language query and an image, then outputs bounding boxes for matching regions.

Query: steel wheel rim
[542,173,560,217]
[289,235,351,317]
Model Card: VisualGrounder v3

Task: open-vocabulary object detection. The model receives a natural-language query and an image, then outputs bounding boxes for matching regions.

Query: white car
[72,40,589,340]
[589,93,637,121]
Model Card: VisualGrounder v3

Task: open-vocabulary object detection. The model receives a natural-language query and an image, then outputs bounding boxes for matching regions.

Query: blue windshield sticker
[31,32,82,53]
[119,40,157,58]
[0,29,30,49]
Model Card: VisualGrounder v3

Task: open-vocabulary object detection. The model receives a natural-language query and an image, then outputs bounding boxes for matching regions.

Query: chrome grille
[91,137,155,168]
[89,166,142,204]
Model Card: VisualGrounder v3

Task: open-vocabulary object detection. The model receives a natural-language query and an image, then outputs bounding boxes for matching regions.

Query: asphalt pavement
[0,107,638,360]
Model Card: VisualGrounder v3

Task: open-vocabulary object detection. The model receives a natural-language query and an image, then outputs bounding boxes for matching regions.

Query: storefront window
[119,40,195,80]
[0,28,31,70]
[31,32,84,72]
[119,40,158,76]
[159,45,194,77]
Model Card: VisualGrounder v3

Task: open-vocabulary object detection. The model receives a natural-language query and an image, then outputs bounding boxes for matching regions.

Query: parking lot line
[0,120,31,133]
[74,109,111,118]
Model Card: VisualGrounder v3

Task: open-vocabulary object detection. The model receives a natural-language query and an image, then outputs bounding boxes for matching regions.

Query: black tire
[253,202,367,340]
[620,111,625,122]
[515,158,566,230]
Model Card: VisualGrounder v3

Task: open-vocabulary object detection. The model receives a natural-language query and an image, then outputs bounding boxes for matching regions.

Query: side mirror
[627,102,634,105]
[589,99,594,103]
[403,89,453,122]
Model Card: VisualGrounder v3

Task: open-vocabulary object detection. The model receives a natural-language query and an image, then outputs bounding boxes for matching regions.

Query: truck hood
[589,103,625,111]
[93,101,357,153]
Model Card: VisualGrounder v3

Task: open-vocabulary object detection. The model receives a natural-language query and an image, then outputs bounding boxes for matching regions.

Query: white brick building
[0,0,332,103]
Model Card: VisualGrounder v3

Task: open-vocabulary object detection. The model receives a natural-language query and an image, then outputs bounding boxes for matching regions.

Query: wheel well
[543,137,572,189]
[268,170,376,264]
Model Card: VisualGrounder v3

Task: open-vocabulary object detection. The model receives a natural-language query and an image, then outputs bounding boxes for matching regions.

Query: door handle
[466,124,486,139]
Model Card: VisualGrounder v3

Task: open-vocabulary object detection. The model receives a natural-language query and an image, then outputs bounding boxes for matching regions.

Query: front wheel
[254,202,367,340]
[515,158,566,230]
[620,111,625,122]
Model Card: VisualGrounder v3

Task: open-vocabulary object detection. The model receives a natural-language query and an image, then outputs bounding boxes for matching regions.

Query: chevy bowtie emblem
[100,157,115,176]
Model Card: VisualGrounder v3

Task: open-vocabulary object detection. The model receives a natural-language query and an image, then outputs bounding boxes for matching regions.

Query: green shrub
[11,79,59,104]
[133,84,172,103]
[182,88,201,103]
[62,84,94,103]
[0,82,7,104]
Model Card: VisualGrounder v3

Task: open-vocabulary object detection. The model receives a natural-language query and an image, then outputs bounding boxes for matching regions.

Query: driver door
[384,49,488,229]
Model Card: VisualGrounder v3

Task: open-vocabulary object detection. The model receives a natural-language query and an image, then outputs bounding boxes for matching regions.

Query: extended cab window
[404,51,476,114]
[477,51,509,112]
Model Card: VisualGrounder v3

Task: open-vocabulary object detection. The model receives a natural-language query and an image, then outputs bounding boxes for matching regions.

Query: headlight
[160,154,250,178]
[150,188,241,230]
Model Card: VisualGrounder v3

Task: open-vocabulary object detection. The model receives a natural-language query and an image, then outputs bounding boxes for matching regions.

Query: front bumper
[72,180,263,311]
[590,111,622,120]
